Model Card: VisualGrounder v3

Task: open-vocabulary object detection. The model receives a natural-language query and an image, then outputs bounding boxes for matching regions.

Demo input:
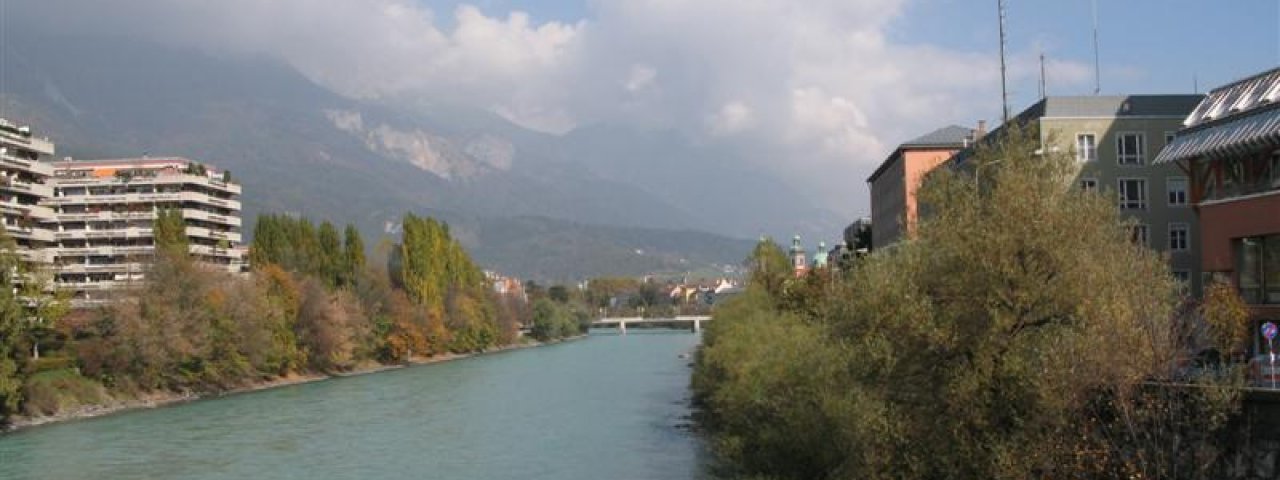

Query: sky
[6,0,1280,220]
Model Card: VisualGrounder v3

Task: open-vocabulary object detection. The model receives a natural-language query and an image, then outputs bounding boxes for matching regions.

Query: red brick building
[1156,68,1280,330]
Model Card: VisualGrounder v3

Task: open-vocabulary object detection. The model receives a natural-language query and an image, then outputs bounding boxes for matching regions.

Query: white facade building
[48,158,246,305]
[0,118,248,307]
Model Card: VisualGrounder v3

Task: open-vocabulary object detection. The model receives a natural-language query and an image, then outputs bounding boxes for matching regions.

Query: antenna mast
[998,0,1010,122]
[1039,52,1047,98]
[1092,0,1101,95]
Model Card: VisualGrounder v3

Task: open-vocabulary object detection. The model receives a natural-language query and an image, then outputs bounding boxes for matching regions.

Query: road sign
[1264,322,1278,341]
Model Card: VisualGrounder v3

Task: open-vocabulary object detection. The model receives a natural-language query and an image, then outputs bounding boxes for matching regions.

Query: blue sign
[1263,322,1278,341]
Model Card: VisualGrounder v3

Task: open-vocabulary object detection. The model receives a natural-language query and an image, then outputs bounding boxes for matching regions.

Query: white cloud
[707,101,754,136]
[10,0,1096,214]
[624,64,657,93]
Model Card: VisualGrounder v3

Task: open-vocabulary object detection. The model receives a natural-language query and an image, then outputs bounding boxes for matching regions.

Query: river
[0,332,708,480]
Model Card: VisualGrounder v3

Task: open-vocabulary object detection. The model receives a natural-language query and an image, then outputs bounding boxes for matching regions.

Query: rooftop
[867,124,973,183]
[902,125,974,148]
[1155,68,1280,164]
[53,157,198,169]
[1027,94,1204,119]
[1183,67,1280,130]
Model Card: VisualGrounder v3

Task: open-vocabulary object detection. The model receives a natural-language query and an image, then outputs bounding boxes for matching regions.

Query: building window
[1168,223,1189,251]
[1167,177,1188,206]
[1117,133,1146,165]
[1164,131,1175,147]
[1118,178,1147,210]
[1131,224,1150,246]
[1076,133,1097,162]
[1080,178,1098,192]
[1237,235,1280,304]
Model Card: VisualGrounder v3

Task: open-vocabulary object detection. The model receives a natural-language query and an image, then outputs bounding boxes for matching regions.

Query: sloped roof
[901,125,974,148]
[1037,95,1203,118]
[1155,68,1280,164]
[867,125,971,183]
[1183,67,1280,130]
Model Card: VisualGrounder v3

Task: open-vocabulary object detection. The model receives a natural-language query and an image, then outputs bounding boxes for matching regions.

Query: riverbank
[3,334,587,434]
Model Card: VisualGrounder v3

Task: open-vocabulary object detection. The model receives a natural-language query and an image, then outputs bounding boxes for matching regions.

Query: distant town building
[867,125,977,249]
[668,278,740,306]
[485,270,526,300]
[955,95,1204,295]
[789,235,807,277]
[1155,68,1280,331]
[812,241,829,269]
[843,217,871,254]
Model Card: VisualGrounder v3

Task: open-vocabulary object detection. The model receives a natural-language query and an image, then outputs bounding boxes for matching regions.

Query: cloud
[707,101,754,136]
[8,0,1096,215]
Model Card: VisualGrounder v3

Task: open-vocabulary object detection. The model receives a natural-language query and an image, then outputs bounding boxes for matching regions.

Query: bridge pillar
[692,318,701,333]
[620,318,627,335]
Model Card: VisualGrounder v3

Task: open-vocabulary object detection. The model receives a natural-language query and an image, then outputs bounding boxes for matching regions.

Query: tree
[0,235,28,418]
[21,266,70,360]
[694,126,1240,479]
[342,224,365,287]
[1202,280,1250,358]
[745,237,790,301]
[548,285,570,303]
[317,221,341,286]
[153,208,188,256]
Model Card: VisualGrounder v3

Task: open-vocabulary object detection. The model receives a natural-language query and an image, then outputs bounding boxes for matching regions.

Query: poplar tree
[153,208,189,257]
[342,224,365,287]
[0,235,26,418]
[317,221,341,286]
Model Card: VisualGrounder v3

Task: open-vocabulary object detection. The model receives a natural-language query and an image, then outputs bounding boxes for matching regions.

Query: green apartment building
[962,95,1206,294]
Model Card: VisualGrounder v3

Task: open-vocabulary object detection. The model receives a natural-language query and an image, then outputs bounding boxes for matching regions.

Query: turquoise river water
[0,331,708,480]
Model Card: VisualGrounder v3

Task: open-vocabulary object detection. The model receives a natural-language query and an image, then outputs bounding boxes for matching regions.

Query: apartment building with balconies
[48,157,246,304]
[0,118,58,264]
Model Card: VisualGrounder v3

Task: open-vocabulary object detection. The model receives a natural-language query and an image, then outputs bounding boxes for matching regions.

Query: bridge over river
[590,316,711,334]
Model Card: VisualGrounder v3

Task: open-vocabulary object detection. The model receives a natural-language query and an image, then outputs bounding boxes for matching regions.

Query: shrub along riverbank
[0,212,584,427]
[693,128,1249,479]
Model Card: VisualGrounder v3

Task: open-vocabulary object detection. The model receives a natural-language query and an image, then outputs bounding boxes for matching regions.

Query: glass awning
[1154,106,1280,164]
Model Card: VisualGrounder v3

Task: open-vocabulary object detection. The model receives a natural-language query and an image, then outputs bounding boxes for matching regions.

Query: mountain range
[0,33,839,280]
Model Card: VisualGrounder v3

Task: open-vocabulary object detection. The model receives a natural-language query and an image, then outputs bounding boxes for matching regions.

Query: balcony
[62,173,243,195]
[0,200,56,221]
[189,244,245,259]
[182,208,242,227]
[0,178,53,198]
[55,245,153,257]
[185,226,242,244]
[53,262,147,274]
[55,211,154,222]
[56,279,129,291]
[5,226,55,243]
[55,227,154,241]
[0,152,54,176]
[16,248,53,263]
[47,191,241,211]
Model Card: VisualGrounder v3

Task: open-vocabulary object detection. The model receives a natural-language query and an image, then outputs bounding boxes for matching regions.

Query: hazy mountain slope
[0,33,775,278]
[462,216,754,282]
[561,125,844,239]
